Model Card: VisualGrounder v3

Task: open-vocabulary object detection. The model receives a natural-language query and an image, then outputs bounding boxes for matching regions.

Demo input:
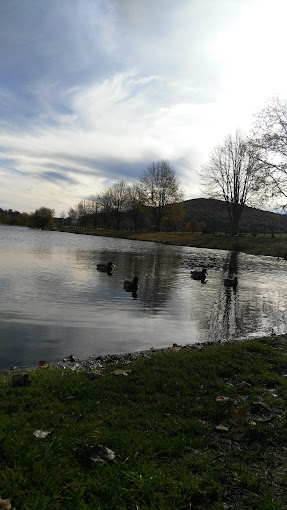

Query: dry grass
[64,228,287,258]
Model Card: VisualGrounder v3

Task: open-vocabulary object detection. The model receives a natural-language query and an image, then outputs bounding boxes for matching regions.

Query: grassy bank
[1,336,287,509]
[61,228,287,258]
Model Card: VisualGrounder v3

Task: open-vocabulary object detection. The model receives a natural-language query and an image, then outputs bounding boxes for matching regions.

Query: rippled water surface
[0,225,286,369]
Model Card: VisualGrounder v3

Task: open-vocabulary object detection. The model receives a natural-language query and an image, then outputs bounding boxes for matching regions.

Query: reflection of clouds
[2,226,287,369]
[0,321,101,369]
[204,286,241,343]
[140,248,180,314]
[74,242,182,312]
[197,251,287,342]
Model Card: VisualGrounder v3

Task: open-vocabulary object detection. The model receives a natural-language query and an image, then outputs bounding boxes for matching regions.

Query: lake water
[0,225,286,370]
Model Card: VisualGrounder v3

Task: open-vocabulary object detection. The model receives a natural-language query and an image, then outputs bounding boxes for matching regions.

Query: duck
[224,276,238,288]
[123,276,139,293]
[96,262,114,273]
[191,268,207,282]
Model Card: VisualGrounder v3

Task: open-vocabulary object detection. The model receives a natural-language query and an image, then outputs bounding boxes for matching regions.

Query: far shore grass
[60,227,287,258]
[1,335,287,509]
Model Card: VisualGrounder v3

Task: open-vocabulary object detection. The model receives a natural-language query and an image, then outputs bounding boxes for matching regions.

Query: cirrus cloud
[0,0,287,214]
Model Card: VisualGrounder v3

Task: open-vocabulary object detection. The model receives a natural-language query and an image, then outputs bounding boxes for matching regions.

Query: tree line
[2,98,287,233]
[64,160,184,231]
[0,207,54,230]
[0,161,184,231]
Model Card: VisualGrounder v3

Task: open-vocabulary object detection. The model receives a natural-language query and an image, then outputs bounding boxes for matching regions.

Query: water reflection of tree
[76,244,274,341]
[223,250,238,277]
[120,247,181,313]
[222,251,238,339]
[77,244,181,313]
[200,288,238,343]
[199,250,262,342]
[139,247,181,314]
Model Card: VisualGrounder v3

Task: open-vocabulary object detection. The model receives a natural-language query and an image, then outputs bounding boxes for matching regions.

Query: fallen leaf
[84,370,103,379]
[110,370,132,376]
[33,429,52,439]
[0,497,11,510]
[215,424,229,432]
[267,389,278,397]
[215,396,231,403]
[89,445,116,463]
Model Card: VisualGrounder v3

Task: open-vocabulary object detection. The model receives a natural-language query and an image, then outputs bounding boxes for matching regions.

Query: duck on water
[96,262,114,274]
[191,268,207,283]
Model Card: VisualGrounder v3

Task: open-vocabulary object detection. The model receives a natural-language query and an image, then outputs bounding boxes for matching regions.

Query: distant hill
[183,198,287,233]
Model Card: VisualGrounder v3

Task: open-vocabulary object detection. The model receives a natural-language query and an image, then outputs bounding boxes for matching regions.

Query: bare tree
[126,183,145,230]
[99,180,129,229]
[201,131,265,234]
[75,200,93,226]
[66,199,96,227]
[67,207,78,224]
[88,195,101,215]
[97,189,114,228]
[88,194,102,228]
[140,160,183,230]
[251,97,287,206]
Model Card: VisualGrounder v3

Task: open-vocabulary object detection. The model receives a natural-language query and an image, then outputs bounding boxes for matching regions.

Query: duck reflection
[224,276,238,288]
[224,251,238,282]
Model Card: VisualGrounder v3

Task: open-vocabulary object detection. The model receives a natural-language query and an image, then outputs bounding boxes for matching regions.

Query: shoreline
[59,227,287,258]
[1,341,210,374]
[3,334,277,374]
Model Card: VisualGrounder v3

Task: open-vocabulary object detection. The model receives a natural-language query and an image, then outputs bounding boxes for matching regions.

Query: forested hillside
[184,198,287,233]
[1,199,287,233]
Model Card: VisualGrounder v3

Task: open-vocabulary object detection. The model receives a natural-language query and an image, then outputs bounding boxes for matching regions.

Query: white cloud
[0,0,286,214]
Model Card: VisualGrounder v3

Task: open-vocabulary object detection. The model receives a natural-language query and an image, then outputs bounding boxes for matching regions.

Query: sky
[1,0,287,216]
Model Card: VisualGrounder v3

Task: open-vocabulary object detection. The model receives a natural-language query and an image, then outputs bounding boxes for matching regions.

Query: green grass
[1,336,287,509]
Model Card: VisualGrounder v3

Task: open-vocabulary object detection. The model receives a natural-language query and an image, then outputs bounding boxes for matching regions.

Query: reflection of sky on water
[0,225,287,369]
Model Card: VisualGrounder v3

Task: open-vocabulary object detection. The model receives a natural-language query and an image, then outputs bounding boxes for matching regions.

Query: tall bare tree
[99,180,129,229]
[140,160,183,230]
[75,200,94,226]
[201,131,265,234]
[126,183,145,230]
[251,97,287,206]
